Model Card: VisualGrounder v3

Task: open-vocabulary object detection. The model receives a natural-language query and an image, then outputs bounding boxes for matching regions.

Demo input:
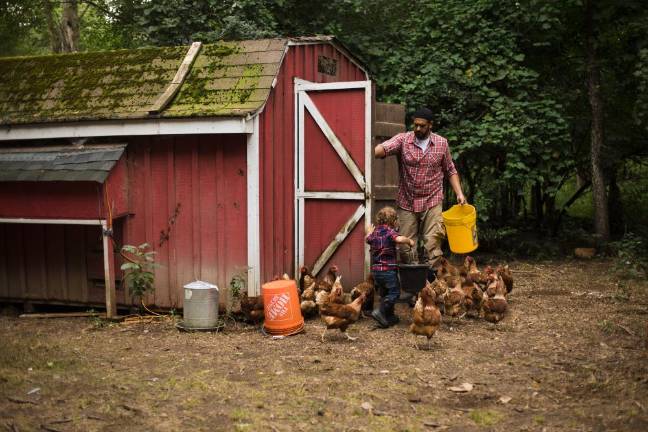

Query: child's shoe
[371,307,389,328]
[385,303,400,326]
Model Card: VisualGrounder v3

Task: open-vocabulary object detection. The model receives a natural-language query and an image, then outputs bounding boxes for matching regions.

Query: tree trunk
[585,0,609,241]
[42,0,62,52]
[61,0,80,52]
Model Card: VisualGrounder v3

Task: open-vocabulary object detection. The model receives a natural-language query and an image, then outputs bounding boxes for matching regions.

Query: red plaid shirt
[381,131,458,212]
[366,224,400,271]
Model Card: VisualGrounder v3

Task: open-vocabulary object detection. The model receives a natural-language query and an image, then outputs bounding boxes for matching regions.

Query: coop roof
[0,144,126,182]
[0,39,289,126]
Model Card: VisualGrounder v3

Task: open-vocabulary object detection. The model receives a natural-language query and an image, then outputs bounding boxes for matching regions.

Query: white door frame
[294,78,372,279]
[247,115,261,296]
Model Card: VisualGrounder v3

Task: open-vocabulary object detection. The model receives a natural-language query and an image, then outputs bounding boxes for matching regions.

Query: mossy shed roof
[0,39,289,126]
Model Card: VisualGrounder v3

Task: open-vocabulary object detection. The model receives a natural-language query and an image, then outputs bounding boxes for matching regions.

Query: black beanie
[412,107,433,121]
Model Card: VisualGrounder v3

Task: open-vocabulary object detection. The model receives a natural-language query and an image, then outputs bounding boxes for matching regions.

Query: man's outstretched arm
[448,174,467,205]
[374,144,386,159]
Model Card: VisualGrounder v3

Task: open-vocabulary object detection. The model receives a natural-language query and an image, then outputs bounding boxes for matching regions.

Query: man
[374,107,466,269]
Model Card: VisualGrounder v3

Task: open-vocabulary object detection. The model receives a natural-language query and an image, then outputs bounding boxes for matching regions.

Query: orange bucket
[262,279,304,336]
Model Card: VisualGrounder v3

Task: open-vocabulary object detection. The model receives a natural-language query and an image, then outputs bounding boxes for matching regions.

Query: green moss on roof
[0,39,288,125]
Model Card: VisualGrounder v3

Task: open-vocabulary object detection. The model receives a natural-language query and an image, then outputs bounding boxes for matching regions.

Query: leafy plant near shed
[120,243,159,307]
[227,269,249,320]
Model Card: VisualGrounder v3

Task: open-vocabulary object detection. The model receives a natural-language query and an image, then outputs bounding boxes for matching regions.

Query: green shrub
[609,233,648,279]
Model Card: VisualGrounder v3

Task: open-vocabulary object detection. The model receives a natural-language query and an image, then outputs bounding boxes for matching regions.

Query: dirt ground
[1,258,647,432]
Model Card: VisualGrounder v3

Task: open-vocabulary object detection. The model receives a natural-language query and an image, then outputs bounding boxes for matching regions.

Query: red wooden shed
[0,37,373,316]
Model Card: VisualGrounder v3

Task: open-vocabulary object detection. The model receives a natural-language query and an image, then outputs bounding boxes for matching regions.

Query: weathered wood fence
[372,102,405,216]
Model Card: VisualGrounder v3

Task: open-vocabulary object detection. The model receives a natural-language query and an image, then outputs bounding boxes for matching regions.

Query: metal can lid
[183,280,219,290]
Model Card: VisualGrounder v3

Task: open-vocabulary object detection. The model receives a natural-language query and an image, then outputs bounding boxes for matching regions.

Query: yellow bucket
[442,204,478,254]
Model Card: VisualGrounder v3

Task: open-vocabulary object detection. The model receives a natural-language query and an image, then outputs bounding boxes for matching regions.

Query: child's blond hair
[376,206,398,227]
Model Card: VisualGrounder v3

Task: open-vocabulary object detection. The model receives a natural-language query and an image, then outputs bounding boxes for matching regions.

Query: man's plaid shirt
[366,225,400,271]
[381,131,458,212]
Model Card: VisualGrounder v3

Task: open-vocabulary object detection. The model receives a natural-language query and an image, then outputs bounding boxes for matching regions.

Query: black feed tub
[398,263,430,295]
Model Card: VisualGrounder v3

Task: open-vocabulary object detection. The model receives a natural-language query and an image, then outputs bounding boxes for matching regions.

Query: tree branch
[551,180,592,236]
[79,0,119,19]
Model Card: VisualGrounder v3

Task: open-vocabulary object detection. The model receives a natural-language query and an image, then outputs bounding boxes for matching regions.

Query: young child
[366,206,415,328]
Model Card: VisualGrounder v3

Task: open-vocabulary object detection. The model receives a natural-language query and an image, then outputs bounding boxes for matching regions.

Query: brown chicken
[315,265,339,293]
[301,281,316,302]
[430,278,448,313]
[300,281,318,318]
[461,278,483,317]
[299,266,315,295]
[409,281,442,350]
[319,290,366,342]
[328,276,344,303]
[240,291,264,324]
[483,271,499,298]
[433,257,462,286]
[496,264,513,294]
[481,274,508,323]
[300,300,317,318]
[444,279,466,317]
[463,256,489,287]
[315,289,329,307]
[316,275,344,307]
[350,273,375,314]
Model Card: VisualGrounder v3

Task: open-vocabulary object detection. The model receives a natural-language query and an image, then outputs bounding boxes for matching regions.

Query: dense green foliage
[1,0,647,255]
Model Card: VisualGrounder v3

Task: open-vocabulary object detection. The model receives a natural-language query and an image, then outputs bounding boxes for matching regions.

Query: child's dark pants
[372,269,400,326]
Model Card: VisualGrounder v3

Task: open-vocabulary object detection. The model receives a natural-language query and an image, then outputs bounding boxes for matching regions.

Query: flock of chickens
[409,256,513,349]
[239,257,514,350]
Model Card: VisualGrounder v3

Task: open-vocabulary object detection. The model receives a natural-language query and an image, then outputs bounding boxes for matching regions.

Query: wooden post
[102,220,117,318]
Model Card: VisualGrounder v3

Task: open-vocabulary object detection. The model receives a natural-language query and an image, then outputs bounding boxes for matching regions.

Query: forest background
[1,0,647,274]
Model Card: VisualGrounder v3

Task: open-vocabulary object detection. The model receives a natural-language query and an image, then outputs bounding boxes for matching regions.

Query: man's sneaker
[371,308,389,328]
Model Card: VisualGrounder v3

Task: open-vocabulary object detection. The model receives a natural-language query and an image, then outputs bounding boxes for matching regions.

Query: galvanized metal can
[183,280,219,328]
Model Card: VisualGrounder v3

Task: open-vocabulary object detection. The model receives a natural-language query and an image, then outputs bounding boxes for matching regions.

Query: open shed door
[295,79,372,288]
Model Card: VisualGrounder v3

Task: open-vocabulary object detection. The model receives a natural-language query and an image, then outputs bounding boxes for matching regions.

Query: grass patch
[613,282,631,302]
[469,409,503,426]
[598,320,614,335]
[230,408,248,422]
[0,338,82,373]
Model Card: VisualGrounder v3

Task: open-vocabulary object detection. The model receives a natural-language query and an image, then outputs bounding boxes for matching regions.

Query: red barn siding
[105,156,129,217]
[259,43,367,284]
[0,223,126,305]
[0,156,128,306]
[123,135,247,308]
[0,135,247,309]
[304,90,366,192]
[0,182,104,219]
[0,156,127,221]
